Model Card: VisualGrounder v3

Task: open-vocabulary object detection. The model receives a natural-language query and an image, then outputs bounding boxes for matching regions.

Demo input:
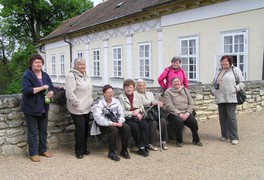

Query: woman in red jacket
[158,56,188,90]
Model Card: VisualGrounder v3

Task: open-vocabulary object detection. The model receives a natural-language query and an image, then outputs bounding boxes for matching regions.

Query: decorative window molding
[138,42,151,79]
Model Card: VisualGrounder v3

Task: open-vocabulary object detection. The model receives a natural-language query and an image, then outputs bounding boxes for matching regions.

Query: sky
[91,0,101,6]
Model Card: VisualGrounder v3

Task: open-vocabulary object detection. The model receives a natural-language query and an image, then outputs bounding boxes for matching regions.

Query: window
[93,49,100,76]
[77,51,83,59]
[221,29,247,79]
[51,55,56,75]
[180,36,198,81]
[112,46,122,77]
[60,54,65,75]
[138,43,151,78]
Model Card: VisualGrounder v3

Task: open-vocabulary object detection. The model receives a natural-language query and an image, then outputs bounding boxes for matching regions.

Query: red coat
[158,66,188,90]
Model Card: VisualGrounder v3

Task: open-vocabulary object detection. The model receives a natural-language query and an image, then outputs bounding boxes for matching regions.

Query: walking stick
[156,93,163,152]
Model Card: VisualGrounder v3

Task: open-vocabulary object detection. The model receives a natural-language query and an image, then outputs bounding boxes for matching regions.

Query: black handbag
[232,67,246,105]
[147,105,163,122]
[236,89,246,105]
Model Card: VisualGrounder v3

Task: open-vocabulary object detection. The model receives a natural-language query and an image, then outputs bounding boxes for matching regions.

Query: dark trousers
[25,113,48,156]
[125,117,149,148]
[167,114,200,143]
[218,103,238,140]
[99,123,130,152]
[71,113,90,155]
[148,118,168,144]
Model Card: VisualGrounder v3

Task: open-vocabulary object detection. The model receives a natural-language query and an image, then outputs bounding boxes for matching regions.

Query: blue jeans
[25,113,48,156]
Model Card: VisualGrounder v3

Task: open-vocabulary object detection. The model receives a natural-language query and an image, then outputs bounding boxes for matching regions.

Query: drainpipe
[263,48,264,80]
[63,34,73,68]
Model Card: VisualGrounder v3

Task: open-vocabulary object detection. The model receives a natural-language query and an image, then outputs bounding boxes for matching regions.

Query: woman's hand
[112,122,123,127]
[132,109,140,116]
[179,112,190,121]
[46,91,54,98]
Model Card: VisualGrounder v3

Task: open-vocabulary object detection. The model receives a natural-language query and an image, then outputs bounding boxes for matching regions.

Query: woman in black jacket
[21,53,54,162]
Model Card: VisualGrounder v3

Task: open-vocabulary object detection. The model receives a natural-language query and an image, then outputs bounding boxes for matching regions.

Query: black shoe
[84,150,90,155]
[176,143,183,147]
[120,149,130,159]
[108,152,120,161]
[192,141,203,146]
[137,149,149,157]
[76,154,84,159]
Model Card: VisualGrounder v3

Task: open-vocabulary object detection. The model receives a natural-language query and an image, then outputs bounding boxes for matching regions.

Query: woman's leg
[218,104,229,139]
[38,114,48,154]
[226,103,239,140]
[99,126,119,152]
[184,114,200,143]
[126,119,141,148]
[25,114,39,156]
[167,114,184,143]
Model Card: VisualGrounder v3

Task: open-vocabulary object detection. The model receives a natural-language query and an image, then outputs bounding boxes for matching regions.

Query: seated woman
[91,85,131,161]
[118,79,149,157]
[135,79,168,150]
[164,76,203,147]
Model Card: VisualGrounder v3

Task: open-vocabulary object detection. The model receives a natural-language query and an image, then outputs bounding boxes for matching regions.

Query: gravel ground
[0,111,263,180]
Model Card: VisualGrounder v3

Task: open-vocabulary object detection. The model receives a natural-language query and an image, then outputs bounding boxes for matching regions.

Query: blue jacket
[21,69,54,116]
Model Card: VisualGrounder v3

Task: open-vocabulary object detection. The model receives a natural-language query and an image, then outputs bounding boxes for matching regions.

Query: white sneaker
[231,140,239,145]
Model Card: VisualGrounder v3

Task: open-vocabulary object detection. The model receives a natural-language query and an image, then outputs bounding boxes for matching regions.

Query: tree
[0,0,93,45]
[0,0,94,94]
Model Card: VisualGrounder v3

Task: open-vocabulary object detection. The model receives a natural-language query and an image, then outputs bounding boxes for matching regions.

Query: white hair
[73,58,85,67]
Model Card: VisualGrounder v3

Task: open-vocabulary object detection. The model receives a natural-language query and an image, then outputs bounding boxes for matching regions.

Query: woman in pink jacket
[158,57,188,90]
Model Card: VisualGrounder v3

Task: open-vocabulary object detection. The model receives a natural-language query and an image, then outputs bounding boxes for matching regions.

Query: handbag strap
[231,67,239,85]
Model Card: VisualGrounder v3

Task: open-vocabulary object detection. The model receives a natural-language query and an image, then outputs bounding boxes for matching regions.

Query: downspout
[63,34,73,68]
[262,48,264,80]
[39,43,46,54]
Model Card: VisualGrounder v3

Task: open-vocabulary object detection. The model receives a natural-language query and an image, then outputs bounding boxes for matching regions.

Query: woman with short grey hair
[65,58,93,159]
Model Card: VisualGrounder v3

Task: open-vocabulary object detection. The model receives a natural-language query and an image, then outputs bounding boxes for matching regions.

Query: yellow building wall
[162,8,264,83]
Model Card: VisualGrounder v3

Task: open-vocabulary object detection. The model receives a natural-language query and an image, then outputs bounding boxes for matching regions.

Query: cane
[156,93,163,152]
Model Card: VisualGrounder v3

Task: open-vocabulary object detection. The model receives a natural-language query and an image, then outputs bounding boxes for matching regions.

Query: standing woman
[65,58,93,159]
[21,53,54,162]
[158,56,188,91]
[212,55,245,145]
[118,79,149,157]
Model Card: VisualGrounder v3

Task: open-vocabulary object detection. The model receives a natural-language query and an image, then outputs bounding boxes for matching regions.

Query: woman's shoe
[162,143,168,150]
[76,154,84,159]
[231,140,239,145]
[176,142,183,147]
[84,150,90,155]
[147,144,158,151]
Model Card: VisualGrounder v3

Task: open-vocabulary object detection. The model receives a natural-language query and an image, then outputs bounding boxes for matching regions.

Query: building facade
[39,0,264,88]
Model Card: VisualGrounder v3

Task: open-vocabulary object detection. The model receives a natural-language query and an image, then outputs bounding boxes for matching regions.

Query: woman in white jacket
[212,55,245,145]
[92,85,130,161]
[65,58,93,159]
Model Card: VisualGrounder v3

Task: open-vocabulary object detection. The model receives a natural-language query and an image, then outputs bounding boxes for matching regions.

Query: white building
[39,0,264,88]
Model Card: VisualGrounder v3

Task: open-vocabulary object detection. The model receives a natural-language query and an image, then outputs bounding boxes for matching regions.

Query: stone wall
[0,80,264,155]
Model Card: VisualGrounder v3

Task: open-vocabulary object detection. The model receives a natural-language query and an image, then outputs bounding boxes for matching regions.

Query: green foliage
[0,0,93,94]
[0,0,93,45]
[5,45,35,94]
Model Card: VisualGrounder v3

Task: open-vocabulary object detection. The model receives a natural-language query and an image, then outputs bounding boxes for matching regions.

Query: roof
[40,0,227,43]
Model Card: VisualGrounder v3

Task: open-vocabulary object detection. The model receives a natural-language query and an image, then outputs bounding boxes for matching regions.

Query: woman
[91,85,130,161]
[158,56,188,91]
[118,79,149,157]
[65,58,93,159]
[212,55,245,145]
[21,53,54,162]
[165,76,202,147]
[135,79,168,150]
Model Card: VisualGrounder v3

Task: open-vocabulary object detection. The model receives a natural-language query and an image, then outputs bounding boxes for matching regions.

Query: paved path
[0,111,263,180]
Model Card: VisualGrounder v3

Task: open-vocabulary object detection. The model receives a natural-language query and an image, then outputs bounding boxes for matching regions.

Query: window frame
[92,49,100,77]
[112,46,122,78]
[60,54,65,76]
[179,35,199,81]
[137,42,151,79]
[51,55,56,75]
[220,29,248,79]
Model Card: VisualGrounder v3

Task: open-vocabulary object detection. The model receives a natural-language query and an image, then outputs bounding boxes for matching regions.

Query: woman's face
[75,61,86,74]
[136,82,146,93]
[171,60,180,69]
[221,58,230,70]
[31,59,43,72]
[104,88,114,101]
[172,78,181,89]
[124,85,134,95]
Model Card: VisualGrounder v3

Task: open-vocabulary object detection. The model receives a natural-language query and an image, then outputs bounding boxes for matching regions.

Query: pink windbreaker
[158,66,188,90]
